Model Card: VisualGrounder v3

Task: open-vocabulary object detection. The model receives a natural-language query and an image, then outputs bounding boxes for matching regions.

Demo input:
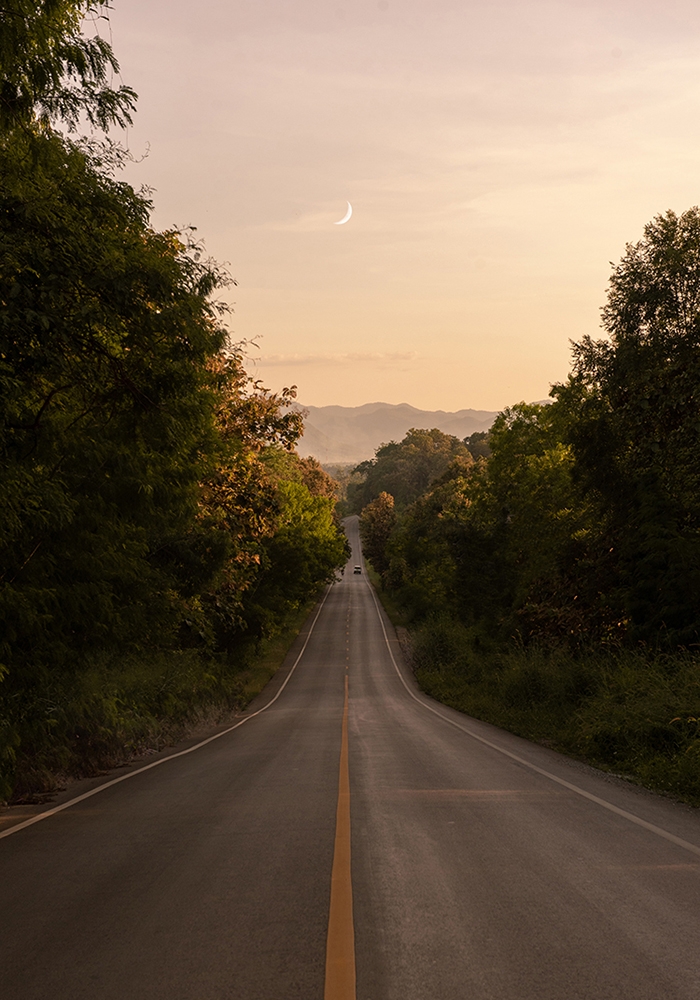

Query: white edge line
[0,586,334,841]
[364,578,700,861]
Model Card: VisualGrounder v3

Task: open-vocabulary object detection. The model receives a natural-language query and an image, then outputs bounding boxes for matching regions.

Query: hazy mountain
[295,402,500,464]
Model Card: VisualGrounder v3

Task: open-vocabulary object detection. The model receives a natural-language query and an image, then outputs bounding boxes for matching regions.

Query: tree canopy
[348,427,472,512]
[359,492,396,574]
[554,208,700,640]
[0,0,136,131]
[0,3,349,800]
[358,208,700,649]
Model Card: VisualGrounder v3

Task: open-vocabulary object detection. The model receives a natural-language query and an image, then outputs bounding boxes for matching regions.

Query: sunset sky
[108,0,700,411]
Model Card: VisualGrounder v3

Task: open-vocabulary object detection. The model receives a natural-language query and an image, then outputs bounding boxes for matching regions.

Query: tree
[359,492,396,574]
[0,0,351,801]
[384,461,476,620]
[260,448,340,502]
[200,413,349,651]
[348,427,472,512]
[474,403,600,641]
[359,209,700,649]
[0,0,136,131]
[464,431,491,459]
[380,407,581,633]
[0,129,232,676]
[554,208,700,641]
[242,480,349,640]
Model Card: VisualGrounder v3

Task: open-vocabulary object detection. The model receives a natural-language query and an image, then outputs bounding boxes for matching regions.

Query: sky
[105,0,700,411]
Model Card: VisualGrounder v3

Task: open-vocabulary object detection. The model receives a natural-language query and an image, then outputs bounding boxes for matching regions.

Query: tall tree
[0,0,350,802]
[555,208,700,640]
[0,129,230,674]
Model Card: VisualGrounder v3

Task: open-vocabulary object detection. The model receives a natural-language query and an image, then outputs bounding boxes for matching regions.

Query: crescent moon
[334,201,353,225]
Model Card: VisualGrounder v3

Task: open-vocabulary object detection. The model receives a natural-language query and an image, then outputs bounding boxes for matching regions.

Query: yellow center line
[324,674,356,1000]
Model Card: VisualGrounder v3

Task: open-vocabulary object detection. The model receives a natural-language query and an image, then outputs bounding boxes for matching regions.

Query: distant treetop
[348,427,472,512]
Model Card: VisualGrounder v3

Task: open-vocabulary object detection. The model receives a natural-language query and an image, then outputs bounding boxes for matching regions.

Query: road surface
[2,516,700,998]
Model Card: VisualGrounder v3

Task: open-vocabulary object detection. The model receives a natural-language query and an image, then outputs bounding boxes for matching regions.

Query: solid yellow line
[324,674,356,1000]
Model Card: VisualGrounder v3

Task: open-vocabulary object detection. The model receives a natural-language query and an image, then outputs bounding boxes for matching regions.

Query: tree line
[0,2,348,800]
[357,209,700,803]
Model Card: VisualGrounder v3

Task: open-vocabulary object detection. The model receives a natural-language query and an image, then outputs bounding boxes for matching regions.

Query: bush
[410,614,700,805]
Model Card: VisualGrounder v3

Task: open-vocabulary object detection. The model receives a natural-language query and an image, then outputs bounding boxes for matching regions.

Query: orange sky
[109,0,700,411]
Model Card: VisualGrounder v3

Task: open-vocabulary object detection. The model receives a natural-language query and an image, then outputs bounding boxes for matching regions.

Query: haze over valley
[295,401,499,463]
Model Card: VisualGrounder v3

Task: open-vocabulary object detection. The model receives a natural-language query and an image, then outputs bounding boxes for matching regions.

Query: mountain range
[294,402,500,465]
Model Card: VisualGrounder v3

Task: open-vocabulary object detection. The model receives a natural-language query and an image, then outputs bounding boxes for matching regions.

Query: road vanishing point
[2,516,700,999]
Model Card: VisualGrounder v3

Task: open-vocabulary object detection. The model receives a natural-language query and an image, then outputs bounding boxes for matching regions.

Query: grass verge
[224,595,322,709]
[2,594,322,805]
[368,594,700,808]
[364,563,409,629]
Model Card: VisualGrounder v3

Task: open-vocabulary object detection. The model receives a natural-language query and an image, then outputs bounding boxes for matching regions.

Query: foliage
[9,596,321,803]
[463,430,491,459]
[377,208,700,646]
[0,128,230,689]
[0,0,136,131]
[261,448,341,502]
[0,140,348,790]
[359,208,700,803]
[367,405,583,634]
[348,427,471,512]
[241,479,349,641]
[200,438,349,651]
[327,463,364,518]
[553,208,700,643]
[382,458,487,621]
[412,619,700,805]
[0,7,349,801]
[359,491,396,574]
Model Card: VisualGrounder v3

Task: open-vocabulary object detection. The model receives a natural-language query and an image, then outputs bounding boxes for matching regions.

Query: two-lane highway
[2,516,700,998]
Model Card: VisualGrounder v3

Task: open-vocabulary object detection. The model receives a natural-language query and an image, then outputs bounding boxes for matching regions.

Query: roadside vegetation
[356,209,700,806]
[0,2,348,802]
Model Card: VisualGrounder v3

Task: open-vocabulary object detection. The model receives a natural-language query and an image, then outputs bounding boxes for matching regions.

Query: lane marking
[391,788,567,799]
[364,581,700,861]
[324,674,356,1000]
[0,587,334,841]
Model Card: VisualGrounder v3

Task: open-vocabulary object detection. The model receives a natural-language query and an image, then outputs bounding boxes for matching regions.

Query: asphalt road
[2,516,700,998]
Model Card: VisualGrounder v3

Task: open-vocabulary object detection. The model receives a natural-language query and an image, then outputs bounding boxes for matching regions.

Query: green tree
[386,460,480,621]
[242,480,349,640]
[383,406,596,640]
[200,410,349,652]
[0,129,232,676]
[0,0,351,801]
[475,403,600,641]
[0,0,136,131]
[555,208,700,641]
[359,491,396,574]
[464,430,491,460]
[348,427,471,512]
[194,357,304,650]
[374,209,700,650]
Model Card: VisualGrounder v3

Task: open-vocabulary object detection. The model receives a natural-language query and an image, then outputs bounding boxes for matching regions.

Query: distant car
[353,565,362,574]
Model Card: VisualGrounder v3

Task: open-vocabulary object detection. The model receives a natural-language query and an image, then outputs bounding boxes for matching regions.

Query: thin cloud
[254,351,419,367]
